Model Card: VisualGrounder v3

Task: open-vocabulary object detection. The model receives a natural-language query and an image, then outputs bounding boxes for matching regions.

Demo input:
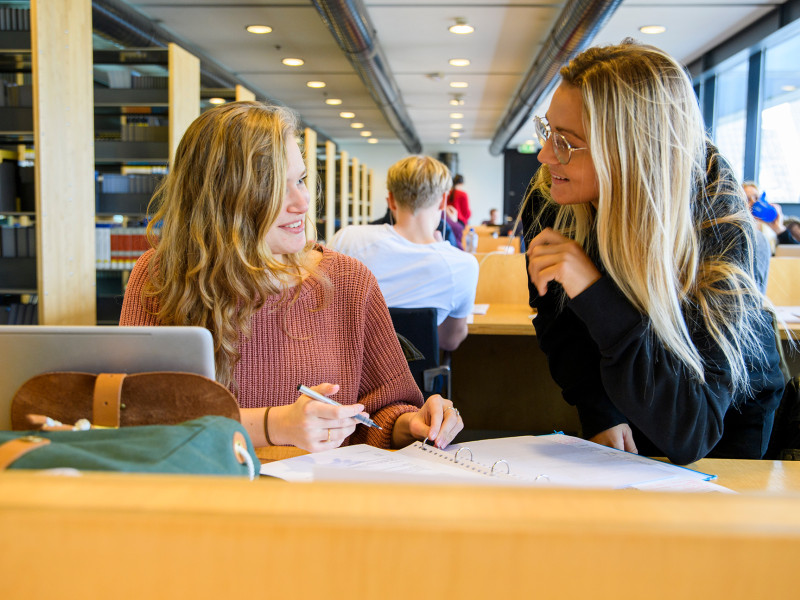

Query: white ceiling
[126,0,782,153]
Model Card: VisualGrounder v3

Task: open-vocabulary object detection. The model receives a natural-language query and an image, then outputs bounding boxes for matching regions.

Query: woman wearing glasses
[520,40,784,464]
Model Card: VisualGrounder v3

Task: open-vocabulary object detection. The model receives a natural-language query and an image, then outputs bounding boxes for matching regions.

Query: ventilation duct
[311,0,422,154]
[489,0,623,156]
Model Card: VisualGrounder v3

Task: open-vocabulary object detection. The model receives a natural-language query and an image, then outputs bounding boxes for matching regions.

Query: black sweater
[521,156,784,465]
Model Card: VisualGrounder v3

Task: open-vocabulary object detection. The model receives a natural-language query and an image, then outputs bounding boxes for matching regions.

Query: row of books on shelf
[0,225,34,258]
[96,225,152,270]
[104,72,168,89]
[0,81,33,108]
[0,6,29,31]
[0,301,37,325]
[98,173,161,194]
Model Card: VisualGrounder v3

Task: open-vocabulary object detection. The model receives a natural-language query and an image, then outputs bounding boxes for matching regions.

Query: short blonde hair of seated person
[387,155,452,213]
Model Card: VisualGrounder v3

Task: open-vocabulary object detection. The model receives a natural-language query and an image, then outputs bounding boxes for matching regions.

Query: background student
[521,40,784,465]
[331,155,479,352]
[120,101,463,452]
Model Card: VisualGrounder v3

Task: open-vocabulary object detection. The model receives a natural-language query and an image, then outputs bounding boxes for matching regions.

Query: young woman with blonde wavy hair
[521,40,784,464]
[120,101,463,451]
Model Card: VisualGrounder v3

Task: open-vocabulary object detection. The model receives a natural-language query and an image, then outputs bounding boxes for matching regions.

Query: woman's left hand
[527,227,601,298]
[392,395,463,449]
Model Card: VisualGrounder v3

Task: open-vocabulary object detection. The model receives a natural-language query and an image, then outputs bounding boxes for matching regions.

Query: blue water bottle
[751,191,778,223]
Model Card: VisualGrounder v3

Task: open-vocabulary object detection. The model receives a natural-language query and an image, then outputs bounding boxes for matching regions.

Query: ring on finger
[445,406,460,418]
[326,428,331,443]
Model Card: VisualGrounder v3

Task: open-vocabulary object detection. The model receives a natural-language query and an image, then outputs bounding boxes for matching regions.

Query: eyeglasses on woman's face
[533,116,587,165]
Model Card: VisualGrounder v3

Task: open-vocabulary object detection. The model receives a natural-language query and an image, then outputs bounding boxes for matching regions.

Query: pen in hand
[297,384,382,430]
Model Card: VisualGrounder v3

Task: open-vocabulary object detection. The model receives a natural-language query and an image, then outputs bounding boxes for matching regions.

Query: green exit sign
[517,141,537,154]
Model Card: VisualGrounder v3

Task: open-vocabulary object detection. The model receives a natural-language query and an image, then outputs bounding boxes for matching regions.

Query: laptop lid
[0,325,216,430]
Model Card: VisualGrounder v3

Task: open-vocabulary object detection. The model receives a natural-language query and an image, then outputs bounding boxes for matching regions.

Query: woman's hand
[589,423,638,453]
[526,227,601,298]
[269,383,367,452]
[392,394,464,449]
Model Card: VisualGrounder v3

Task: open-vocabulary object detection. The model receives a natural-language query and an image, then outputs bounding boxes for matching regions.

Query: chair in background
[387,306,451,400]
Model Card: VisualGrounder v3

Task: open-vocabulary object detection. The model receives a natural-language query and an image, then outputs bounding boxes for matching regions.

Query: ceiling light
[360,131,372,137]
[306,81,326,88]
[351,122,365,129]
[282,58,304,67]
[449,18,474,35]
[450,81,468,89]
[449,112,464,119]
[325,98,343,105]
[781,84,797,92]
[367,138,378,144]
[450,132,461,138]
[208,97,226,105]
[639,25,666,35]
[450,123,464,130]
[449,58,470,67]
[339,111,355,119]
[450,95,465,106]
[448,138,459,144]
[246,25,272,34]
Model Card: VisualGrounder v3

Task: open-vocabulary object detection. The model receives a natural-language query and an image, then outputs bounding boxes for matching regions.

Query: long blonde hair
[143,101,318,387]
[525,40,768,394]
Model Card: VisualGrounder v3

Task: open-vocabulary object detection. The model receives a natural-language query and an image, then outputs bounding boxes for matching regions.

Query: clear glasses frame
[533,116,587,165]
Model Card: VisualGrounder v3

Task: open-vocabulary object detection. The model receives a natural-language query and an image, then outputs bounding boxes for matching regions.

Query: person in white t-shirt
[330,155,479,351]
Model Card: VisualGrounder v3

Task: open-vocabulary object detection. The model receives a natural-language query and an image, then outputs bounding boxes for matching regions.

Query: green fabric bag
[0,415,260,479]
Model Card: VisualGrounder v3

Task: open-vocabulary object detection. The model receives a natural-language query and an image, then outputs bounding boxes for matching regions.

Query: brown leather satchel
[11,371,240,430]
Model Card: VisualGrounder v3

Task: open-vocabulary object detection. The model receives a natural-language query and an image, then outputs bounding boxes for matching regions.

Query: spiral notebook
[260,433,719,490]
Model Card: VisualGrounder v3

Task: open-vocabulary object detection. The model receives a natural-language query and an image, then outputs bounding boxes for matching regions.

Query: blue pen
[297,384,382,430]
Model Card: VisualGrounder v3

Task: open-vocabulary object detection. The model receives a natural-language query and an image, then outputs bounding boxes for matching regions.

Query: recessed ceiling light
[450,81,468,89]
[360,131,372,137]
[246,25,272,34]
[306,81,326,88]
[449,95,465,106]
[367,138,378,144]
[208,97,226,105]
[339,111,355,119]
[282,58,304,67]
[450,123,463,130]
[781,84,797,92]
[450,132,461,138]
[639,25,666,35]
[325,98,343,105]
[449,18,474,35]
[449,112,464,119]
[351,122,365,129]
[449,138,459,144]
[449,58,470,67]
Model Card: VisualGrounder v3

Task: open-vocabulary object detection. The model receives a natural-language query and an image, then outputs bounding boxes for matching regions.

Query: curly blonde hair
[142,101,319,387]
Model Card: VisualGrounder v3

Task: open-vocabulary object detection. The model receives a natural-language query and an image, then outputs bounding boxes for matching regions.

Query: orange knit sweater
[120,246,424,448]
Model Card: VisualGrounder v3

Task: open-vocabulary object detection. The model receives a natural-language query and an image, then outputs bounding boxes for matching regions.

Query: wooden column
[235,85,255,101]
[368,168,375,221]
[351,157,360,225]
[339,151,349,228]
[168,43,200,165]
[325,140,336,240]
[360,164,368,223]
[303,127,318,231]
[31,0,95,324]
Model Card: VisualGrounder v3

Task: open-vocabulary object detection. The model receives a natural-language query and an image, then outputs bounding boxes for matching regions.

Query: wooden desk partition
[767,257,800,305]
[474,253,529,305]
[475,234,520,253]
[1,469,799,599]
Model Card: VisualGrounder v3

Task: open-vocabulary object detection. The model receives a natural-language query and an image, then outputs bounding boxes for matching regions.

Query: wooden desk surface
[2,461,800,599]
[469,302,800,340]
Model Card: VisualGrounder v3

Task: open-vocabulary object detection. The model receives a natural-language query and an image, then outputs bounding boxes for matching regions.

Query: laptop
[0,325,216,430]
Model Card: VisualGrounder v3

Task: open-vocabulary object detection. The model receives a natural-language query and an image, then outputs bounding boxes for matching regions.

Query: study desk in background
[2,459,799,599]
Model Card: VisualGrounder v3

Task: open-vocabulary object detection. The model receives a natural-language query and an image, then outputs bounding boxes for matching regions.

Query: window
[758,35,800,204]
[712,55,748,183]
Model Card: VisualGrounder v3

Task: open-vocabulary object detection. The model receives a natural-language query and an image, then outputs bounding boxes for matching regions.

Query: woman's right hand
[269,383,367,452]
[527,227,601,298]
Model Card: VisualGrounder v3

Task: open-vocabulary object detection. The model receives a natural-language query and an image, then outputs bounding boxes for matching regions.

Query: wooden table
[2,460,799,599]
